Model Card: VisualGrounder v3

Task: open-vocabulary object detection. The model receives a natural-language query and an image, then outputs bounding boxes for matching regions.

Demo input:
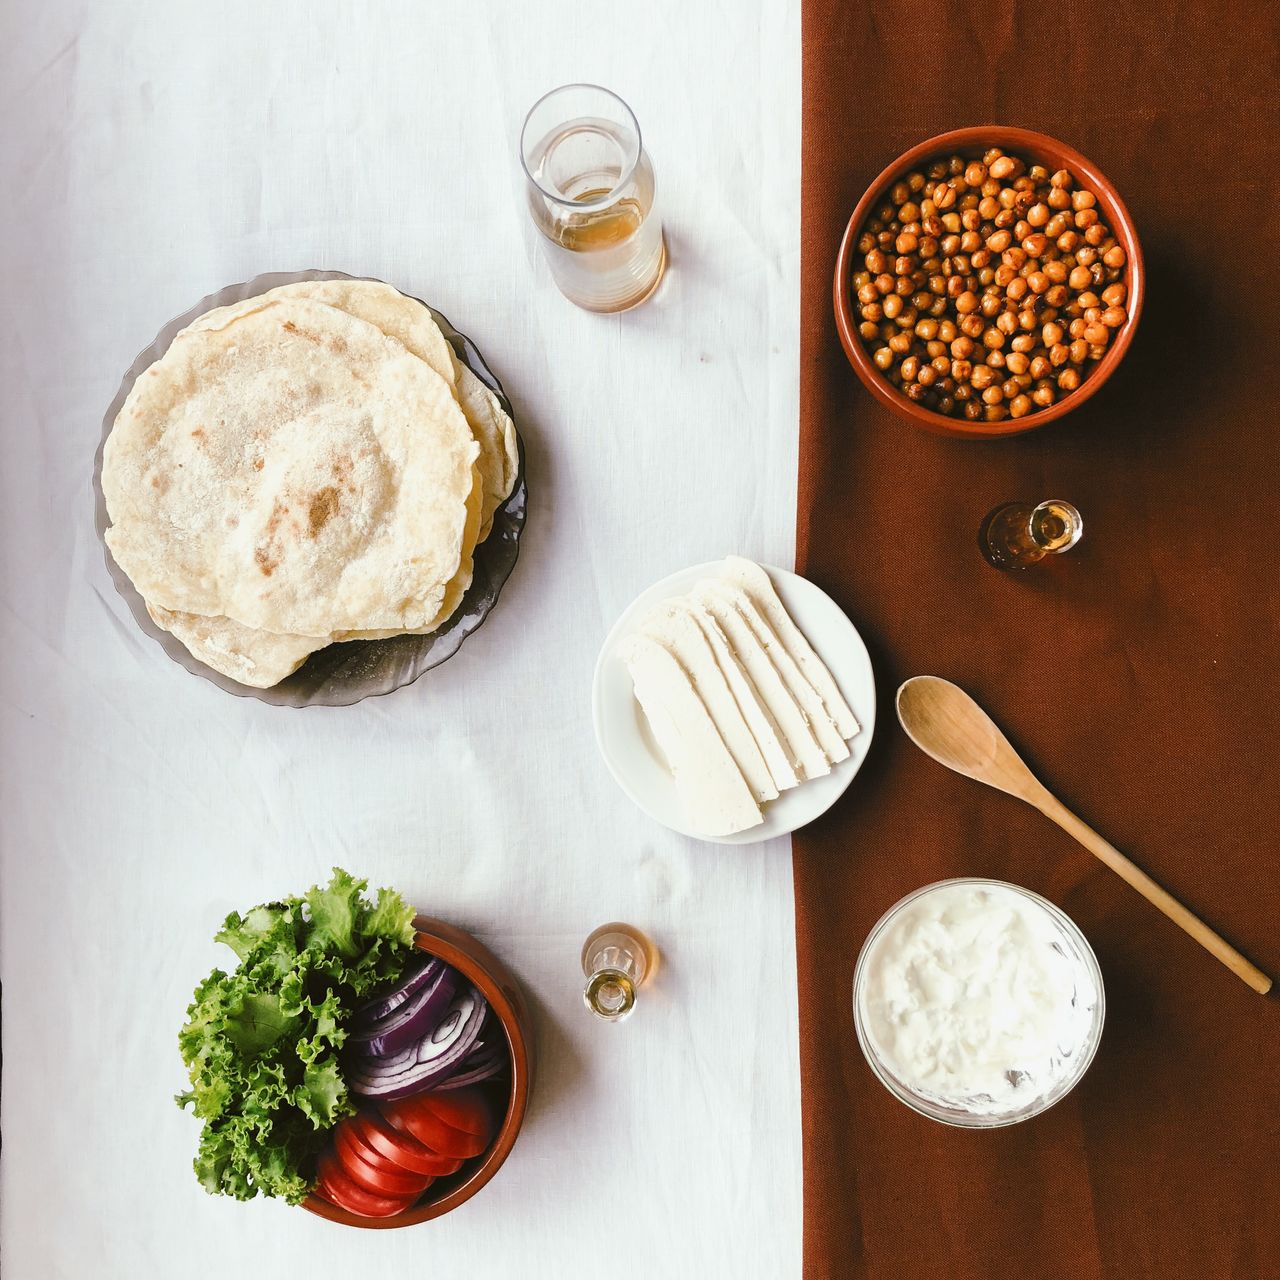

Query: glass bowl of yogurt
[852,879,1104,1127]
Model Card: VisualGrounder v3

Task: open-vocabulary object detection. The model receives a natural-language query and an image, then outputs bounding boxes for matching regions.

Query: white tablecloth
[0,3,802,1276]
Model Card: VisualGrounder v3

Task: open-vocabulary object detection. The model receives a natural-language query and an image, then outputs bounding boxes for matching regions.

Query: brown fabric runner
[794,3,1280,1276]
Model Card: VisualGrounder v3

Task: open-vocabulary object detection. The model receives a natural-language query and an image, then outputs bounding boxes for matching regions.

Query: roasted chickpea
[1058,368,1081,391]
[981,385,1004,405]
[1103,244,1126,268]
[1008,394,1032,419]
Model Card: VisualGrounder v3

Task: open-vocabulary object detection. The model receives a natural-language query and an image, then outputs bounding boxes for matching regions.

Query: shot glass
[520,84,666,313]
[980,500,1083,571]
[581,922,654,1022]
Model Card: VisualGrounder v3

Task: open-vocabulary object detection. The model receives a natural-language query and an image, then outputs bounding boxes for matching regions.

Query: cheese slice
[704,582,849,765]
[642,602,779,803]
[722,557,859,740]
[690,583,831,781]
[683,601,800,794]
[619,634,763,837]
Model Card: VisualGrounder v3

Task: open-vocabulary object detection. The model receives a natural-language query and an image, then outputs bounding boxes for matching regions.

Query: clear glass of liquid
[581,922,655,1022]
[520,84,666,313]
[980,499,1083,570]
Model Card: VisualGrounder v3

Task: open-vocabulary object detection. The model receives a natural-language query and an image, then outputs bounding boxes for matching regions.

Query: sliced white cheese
[722,557,859,740]
[704,581,849,765]
[690,583,831,782]
[642,602,779,804]
[683,600,801,794]
[619,634,763,838]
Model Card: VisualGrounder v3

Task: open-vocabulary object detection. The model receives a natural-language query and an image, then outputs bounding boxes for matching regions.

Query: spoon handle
[1035,794,1272,995]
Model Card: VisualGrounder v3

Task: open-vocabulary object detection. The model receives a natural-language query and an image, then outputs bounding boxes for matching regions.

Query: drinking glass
[520,84,666,313]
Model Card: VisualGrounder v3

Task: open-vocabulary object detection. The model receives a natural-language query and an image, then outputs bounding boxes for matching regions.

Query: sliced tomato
[316,1152,416,1219]
[335,1124,434,1198]
[381,1090,492,1159]
[416,1087,494,1138]
[356,1112,463,1177]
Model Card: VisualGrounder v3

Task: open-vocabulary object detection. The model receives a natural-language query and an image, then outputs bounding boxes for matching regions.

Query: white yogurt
[857,881,1100,1118]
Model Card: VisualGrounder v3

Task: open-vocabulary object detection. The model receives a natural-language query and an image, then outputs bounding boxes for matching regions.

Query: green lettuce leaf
[176,868,419,1204]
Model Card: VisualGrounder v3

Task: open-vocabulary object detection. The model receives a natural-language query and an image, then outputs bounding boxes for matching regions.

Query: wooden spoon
[896,675,1272,995]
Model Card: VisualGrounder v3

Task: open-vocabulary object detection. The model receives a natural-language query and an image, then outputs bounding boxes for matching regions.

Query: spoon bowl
[896,676,1019,790]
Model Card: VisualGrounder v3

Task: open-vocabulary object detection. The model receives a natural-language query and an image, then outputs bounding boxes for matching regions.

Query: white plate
[592,561,876,844]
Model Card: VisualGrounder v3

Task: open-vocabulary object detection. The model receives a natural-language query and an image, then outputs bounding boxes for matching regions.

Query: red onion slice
[348,985,488,1100]
[352,956,444,1025]
[435,1038,507,1090]
[348,964,458,1059]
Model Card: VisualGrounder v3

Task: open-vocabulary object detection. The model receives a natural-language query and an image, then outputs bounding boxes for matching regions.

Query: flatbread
[103,297,479,637]
[190,279,516,537]
[145,603,328,689]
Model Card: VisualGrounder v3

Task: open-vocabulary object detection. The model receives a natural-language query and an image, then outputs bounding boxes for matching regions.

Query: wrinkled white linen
[0,2,802,1276]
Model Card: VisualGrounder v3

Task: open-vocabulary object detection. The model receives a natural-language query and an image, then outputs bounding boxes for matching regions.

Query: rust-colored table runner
[794,3,1280,1275]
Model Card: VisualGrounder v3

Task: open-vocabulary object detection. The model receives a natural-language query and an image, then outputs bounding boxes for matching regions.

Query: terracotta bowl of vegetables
[303,915,534,1229]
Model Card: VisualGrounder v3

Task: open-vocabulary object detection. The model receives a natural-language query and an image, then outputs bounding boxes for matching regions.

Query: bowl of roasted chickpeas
[834,127,1143,437]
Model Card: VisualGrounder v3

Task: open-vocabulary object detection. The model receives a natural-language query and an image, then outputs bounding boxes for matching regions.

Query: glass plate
[91,270,527,707]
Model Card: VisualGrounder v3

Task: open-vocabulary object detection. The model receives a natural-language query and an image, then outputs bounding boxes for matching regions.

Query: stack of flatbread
[102,280,518,688]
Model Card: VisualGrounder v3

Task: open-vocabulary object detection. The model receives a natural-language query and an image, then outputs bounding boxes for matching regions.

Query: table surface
[0,3,803,1277]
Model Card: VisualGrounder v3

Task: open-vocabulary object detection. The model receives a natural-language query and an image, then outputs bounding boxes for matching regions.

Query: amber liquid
[554,187,646,250]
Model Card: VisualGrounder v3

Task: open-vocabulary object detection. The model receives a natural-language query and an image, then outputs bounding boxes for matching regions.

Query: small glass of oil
[581,922,655,1022]
[520,84,666,313]
[980,499,1083,571]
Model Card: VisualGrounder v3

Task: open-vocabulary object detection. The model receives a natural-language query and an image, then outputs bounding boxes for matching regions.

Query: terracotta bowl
[834,126,1144,439]
[302,915,534,1229]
